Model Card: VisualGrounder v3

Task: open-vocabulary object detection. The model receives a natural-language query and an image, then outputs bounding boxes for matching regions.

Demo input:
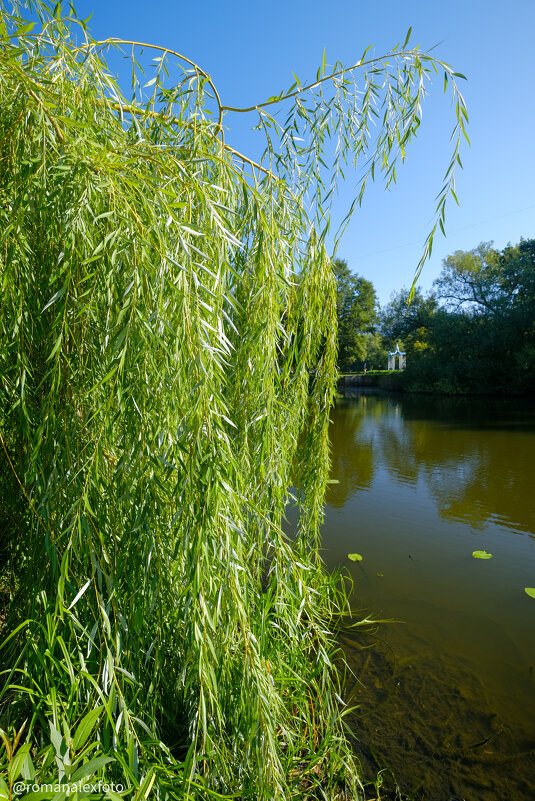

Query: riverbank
[338,371,405,392]
[338,371,535,397]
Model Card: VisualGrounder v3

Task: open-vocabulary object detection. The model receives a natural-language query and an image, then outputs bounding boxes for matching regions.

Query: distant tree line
[335,237,535,394]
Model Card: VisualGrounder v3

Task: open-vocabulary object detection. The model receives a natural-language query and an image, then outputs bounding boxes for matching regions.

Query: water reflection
[327,396,375,507]
[328,394,535,535]
[324,393,535,800]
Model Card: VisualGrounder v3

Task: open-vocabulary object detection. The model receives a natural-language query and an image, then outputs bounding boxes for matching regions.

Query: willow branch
[0,429,48,533]
[78,38,225,133]
[222,145,273,177]
[220,49,442,115]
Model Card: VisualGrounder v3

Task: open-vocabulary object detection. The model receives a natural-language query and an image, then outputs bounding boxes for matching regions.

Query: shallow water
[322,393,535,801]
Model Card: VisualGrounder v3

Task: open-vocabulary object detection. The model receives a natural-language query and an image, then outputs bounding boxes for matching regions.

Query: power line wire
[353,203,535,261]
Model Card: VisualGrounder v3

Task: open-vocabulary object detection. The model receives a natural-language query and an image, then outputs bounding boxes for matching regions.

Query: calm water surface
[322,393,535,801]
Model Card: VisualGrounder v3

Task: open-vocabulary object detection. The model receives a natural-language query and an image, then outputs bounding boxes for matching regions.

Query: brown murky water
[323,393,535,801]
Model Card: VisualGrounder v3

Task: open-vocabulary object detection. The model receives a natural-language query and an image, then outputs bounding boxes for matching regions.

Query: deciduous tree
[380,286,438,353]
[334,259,378,371]
[433,242,504,314]
[0,2,468,796]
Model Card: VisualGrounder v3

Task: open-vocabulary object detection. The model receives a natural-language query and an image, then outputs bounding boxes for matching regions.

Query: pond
[323,392,535,801]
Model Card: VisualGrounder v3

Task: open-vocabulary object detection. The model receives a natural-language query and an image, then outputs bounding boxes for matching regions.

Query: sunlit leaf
[72,707,104,752]
[0,3,468,797]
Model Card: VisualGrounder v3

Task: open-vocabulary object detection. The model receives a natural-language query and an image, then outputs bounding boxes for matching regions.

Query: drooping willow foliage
[0,2,467,798]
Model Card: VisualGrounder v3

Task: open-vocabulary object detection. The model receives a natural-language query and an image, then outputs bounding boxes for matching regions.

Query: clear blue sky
[60,0,534,305]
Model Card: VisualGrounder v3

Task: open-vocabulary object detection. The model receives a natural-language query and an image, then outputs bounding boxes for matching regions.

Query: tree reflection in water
[330,392,535,536]
[326,395,376,508]
[326,392,535,800]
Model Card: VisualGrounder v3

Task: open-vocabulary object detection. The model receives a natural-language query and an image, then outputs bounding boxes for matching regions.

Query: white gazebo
[387,343,406,370]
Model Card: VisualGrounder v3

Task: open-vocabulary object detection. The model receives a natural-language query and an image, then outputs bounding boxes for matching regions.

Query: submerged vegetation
[0,1,467,797]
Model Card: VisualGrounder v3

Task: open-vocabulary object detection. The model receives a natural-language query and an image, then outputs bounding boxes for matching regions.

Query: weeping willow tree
[0,1,468,798]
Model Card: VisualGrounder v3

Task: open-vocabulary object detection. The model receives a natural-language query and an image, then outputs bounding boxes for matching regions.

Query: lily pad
[348,553,363,562]
[524,588,535,598]
[472,550,493,559]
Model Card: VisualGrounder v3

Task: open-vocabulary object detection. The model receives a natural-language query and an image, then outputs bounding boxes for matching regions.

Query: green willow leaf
[0,778,9,801]
[0,1,468,797]
[8,745,32,783]
[72,707,104,752]
[70,755,114,782]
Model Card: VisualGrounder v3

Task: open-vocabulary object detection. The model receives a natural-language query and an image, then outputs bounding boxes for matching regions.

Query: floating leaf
[472,550,493,559]
[524,588,535,598]
[348,553,363,562]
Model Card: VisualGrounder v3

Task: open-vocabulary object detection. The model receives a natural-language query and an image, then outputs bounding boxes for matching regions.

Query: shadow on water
[323,393,535,801]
